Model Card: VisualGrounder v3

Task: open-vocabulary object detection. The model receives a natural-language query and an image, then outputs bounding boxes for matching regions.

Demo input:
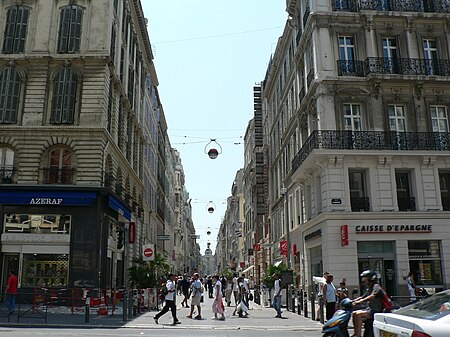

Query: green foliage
[128,253,171,288]
[220,269,233,279]
[261,263,288,288]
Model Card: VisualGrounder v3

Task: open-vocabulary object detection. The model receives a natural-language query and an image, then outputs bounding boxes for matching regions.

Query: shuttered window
[0,67,21,123]
[57,5,84,53]
[51,67,77,124]
[2,5,29,54]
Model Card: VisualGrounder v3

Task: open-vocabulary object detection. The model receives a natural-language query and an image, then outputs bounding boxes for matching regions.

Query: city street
[0,296,323,337]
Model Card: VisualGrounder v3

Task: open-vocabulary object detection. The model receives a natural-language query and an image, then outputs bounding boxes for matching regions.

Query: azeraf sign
[142,244,155,261]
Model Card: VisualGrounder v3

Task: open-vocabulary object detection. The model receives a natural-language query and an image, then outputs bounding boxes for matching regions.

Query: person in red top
[5,269,18,314]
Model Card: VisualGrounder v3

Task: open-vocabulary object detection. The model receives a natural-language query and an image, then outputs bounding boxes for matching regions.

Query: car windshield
[395,290,450,321]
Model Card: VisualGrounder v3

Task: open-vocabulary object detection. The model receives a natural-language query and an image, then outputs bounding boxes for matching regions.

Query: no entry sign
[142,244,155,261]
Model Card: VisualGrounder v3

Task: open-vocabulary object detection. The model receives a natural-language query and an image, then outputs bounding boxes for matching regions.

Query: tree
[261,263,288,288]
[128,253,171,288]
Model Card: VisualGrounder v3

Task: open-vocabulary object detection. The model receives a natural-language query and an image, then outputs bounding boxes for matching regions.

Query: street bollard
[85,296,90,323]
[311,291,316,321]
[128,291,133,320]
[291,287,296,313]
[319,294,324,324]
[122,290,128,322]
[297,290,302,315]
[303,291,308,318]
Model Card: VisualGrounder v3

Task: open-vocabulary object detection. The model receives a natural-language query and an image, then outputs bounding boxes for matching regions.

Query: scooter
[322,298,352,337]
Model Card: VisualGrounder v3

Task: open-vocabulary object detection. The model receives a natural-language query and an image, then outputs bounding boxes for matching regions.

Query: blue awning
[0,190,97,206]
[108,195,131,220]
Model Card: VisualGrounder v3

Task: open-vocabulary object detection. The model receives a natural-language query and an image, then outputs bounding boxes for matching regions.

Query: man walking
[272,273,283,318]
[5,269,18,315]
[179,274,190,308]
[322,274,337,320]
[186,273,203,320]
[154,273,180,325]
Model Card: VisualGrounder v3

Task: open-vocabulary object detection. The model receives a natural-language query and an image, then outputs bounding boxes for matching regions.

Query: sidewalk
[0,295,323,331]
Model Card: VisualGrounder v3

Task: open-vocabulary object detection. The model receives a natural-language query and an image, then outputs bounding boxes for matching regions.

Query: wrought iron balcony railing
[397,196,416,211]
[441,196,450,211]
[0,166,15,184]
[299,86,305,103]
[359,0,449,12]
[42,168,76,184]
[333,0,359,11]
[292,130,450,172]
[337,60,365,77]
[364,57,450,76]
[307,68,315,87]
[351,196,370,212]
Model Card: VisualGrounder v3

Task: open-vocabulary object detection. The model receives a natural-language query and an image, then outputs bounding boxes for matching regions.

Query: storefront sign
[280,240,288,256]
[355,224,432,233]
[341,224,349,246]
[253,243,261,252]
[305,229,322,241]
[128,222,136,243]
[143,244,155,261]
[0,191,96,205]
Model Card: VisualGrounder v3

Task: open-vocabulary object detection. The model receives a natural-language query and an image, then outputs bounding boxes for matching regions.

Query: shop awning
[108,195,131,220]
[242,265,254,273]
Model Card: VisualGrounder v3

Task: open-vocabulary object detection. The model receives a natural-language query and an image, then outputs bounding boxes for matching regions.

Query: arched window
[57,5,84,53]
[45,148,73,184]
[0,147,14,183]
[2,5,29,54]
[51,66,77,124]
[0,67,21,123]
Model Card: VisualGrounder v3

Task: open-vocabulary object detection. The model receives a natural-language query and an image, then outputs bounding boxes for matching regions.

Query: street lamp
[280,186,291,269]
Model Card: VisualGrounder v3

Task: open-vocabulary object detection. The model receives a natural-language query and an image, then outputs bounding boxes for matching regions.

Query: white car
[373,289,450,337]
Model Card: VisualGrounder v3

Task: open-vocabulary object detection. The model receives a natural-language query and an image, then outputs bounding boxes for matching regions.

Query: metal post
[303,291,308,318]
[122,290,127,322]
[128,290,133,319]
[291,287,296,313]
[319,294,324,324]
[85,295,90,323]
[311,291,316,321]
[297,290,302,315]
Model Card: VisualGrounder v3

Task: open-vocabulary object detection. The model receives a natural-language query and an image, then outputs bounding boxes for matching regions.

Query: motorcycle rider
[351,270,384,337]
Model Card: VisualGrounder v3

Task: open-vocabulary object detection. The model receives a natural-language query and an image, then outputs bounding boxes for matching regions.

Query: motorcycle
[321,299,374,337]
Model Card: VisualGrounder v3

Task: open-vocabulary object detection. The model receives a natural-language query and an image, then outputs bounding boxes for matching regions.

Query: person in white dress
[212,274,225,320]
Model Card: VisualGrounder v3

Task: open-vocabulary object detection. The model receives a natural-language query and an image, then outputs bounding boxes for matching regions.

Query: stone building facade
[0,0,196,290]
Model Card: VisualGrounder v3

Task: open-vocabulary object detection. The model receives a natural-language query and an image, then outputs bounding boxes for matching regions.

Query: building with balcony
[258,0,450,297]
[0,0,194,290]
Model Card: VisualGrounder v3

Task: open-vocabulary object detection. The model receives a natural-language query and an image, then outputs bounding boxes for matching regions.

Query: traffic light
[117,228,124,249]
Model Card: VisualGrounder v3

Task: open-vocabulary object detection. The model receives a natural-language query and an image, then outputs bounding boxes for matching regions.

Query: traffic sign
[190,234,200,239]
[142,244,155,261]
[157,235,170,241]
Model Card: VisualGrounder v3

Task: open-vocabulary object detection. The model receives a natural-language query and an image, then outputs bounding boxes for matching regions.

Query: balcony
[307,68,315,87]
[359,0,449,12]
[0,166,15,184]
[337,60,365,77]
[42,168,75,184]
[397,196,416,211]
[292,130,450,172]
[364,57,450,76]
[351,196,370,212]
[441,196,450,211]
[333,0,359,11]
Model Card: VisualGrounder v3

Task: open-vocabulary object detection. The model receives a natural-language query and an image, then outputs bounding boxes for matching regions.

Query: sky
[141,1,287,254]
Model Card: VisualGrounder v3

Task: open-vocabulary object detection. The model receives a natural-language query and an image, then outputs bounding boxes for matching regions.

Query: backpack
[380,289,393,313]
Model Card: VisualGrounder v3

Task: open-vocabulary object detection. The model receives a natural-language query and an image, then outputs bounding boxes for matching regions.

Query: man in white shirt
[186,273,203,320]
[154,274,180,325]
[232,273,239,305]
[273,273,283,318]
[242,273,250,308]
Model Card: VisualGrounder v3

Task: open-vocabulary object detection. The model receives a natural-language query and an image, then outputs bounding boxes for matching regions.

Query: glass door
[358,258,397,296]
[2,254,20,289]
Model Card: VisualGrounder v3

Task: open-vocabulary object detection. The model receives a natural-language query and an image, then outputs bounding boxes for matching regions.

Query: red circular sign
[144,247,153,258]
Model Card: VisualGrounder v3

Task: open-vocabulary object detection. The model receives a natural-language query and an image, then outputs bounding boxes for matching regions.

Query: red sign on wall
[253,244,261,252]
[341,224,349,246]
[280,240,288,256]
[128,222,136,244]
[292,244,297,255]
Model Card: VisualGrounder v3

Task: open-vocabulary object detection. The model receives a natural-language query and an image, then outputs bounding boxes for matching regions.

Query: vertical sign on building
[280,240,288,256]
[128,222,136,243]
[341,224,349,246]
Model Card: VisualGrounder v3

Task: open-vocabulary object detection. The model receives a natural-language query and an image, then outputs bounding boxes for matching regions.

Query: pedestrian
[207,276,213,298]
[316,271,329,321]
[242,273,250,306]
[272,272,283,318]
[407,272,416,302]
[5,269,18,315]
[220,275,227,296]
[225,276,233,306]
[323,274,337,320]
[336,280,349,305]
[212,275,226,320]
[232,273,239,305]
[186,273,203,320]
[153,273,180,325]
[179,274,190,308]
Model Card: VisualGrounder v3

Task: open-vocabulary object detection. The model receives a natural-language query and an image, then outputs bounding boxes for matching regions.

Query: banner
[280,240,288,256]
[128,222,136,243]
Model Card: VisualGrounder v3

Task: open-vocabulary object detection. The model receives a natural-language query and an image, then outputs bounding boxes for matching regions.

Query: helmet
[360,270,377,282]
[340,298,353,310]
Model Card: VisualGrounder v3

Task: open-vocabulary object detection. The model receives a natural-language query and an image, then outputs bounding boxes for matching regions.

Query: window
[22,253,69,288]
[339,36,355,61]
[344,104,362,131]
[423,39,438,75]
[57,5,83,53]
[2,5,29,54]
[0,67,21,123]
[51,66,77,124]
[110,25,116,64]
[4,213,71,234]
[431,106,448,132]
[45,148,73,184]
[388,105,406,132]
[382,37,399,73]
[349,170,369,211]
[107,80,113,133]
[395,171,415,211]
[408,241,443,287]
[439,172,450,211]
[0,147,14,183]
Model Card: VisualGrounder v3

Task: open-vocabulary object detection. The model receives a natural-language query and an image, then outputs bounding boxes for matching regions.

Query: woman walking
[212,275,226,320]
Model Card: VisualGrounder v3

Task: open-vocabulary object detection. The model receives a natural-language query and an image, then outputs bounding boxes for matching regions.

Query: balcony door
[349,170,369,212]
[431,106,449,150]
[423,39,438,75]
[48,148,73,184]
[388,104,406,149]
[382,37,399,73]
[396,171,415,211]
[0,147,14,183]
[439,172,450,211]
[339,36,356,75]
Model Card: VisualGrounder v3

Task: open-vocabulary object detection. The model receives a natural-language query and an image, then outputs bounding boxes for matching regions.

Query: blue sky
[142,1,287,254]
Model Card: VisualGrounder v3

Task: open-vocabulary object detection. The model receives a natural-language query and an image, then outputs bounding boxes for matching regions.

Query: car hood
[374,312,450,335]
[374,313,417,330]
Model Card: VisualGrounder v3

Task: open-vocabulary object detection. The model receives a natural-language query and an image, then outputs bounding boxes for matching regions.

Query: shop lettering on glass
[355,224,432,233]
[29,198,63,205]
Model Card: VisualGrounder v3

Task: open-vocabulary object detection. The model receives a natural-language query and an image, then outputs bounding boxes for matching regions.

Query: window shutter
[67,70,77,123]
[15,7,29,53]
[0,67,21,123]
[2,7,17,53]
[69,6,83,53]
[110,25,116,64]
[58,7,71,52]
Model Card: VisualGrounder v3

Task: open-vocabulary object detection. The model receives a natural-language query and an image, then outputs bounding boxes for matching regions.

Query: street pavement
[0,293,324,335]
